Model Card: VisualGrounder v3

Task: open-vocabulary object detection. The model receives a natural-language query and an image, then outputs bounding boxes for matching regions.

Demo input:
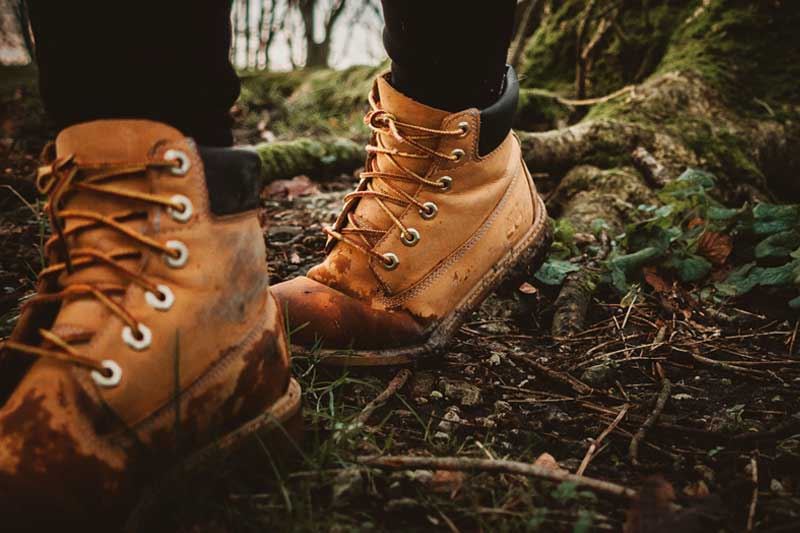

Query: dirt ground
[1,73,799,533]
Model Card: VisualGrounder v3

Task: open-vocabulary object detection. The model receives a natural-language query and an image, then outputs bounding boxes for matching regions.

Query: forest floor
[1,68,799,532]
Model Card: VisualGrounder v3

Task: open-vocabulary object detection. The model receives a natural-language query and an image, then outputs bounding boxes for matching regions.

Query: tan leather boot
[272,67,550,365]
[0,120,301,530]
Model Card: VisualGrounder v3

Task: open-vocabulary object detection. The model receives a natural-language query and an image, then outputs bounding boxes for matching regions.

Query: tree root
[255,137,363,183]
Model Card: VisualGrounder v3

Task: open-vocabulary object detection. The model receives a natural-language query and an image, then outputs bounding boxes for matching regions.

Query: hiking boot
[0,120,301,530]
[272,67,550,365]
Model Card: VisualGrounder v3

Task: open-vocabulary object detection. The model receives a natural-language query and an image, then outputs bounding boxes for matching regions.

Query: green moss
[255,137,363,181]
[515,88,571,130]
[238,63,386,140]
[658,0,800,110]
[519,0,694,97]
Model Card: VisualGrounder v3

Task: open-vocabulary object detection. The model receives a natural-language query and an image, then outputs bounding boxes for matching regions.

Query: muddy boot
[0,120,301,530]
[272,67,550,366]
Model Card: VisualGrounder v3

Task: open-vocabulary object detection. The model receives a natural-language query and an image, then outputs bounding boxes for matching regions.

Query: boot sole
[302,189,552,366]
[124,377,303,531]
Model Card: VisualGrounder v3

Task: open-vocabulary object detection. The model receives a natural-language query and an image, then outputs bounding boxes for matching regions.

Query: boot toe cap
[271,276,425,351]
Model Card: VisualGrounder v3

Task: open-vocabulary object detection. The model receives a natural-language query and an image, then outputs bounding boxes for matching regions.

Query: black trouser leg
[26,0,240,146]
[380,0,517,112]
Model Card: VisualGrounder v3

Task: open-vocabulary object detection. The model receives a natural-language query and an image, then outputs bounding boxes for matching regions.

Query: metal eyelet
[145,284,175,311]
[164,149,191,176]
[401,228,420,247]
[167,194,193,223]
[122,323,152,351]
[382,252,400,270]
[451,148,465,162]
[437,176,453,192]
[420,202,438,220]
[91,360,122,388]
[457,121,470,137]
[164,240,189,268]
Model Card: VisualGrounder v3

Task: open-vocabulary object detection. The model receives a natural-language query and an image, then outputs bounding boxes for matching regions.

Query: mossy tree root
[255,137,364,182]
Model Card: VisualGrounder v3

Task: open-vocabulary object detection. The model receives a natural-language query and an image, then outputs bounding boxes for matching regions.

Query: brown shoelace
[324,90,468,268]
[0,153,186,377]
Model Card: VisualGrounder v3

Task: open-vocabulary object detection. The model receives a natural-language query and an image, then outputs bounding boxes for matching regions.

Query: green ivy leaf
[534,259,580,286]
[674,255,713,282]
[755,231,800,259]
[752,204,800,235]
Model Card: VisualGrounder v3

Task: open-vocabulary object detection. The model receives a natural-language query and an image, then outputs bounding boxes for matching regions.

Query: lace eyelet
[457,121,470,137]
[451,148,465,162]
[145,284,175,311]
[420,202,438,220]
[382,252,400,270]
[167,194,193,223]
[437,176,453,192]
[91,360,122,388]
[164,149,191,176]
[164,240,189,268]
[122,323,152,351]
[401,228,420,247]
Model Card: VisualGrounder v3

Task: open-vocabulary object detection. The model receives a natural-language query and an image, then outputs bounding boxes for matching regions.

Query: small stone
[440,378,482,407]
[437,406,463,432]
[410,371,436,398]
[494,400,512,414]
[433,431,450,442]
[480,321,511,335]
[545,407,571,424]
[580,363,617,387]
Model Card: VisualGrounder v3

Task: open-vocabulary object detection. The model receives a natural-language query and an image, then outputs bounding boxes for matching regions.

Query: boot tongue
[50,120,185,339]
[351,76,451,244]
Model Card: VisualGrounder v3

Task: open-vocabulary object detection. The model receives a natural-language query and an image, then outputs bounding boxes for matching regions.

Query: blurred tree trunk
[295,0,347,68]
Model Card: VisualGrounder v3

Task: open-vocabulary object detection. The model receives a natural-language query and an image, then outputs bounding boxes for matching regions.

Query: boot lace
[0,149,192,387]
[324,90,469,270]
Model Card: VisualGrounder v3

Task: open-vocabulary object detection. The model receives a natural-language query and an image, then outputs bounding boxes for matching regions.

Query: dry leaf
[697,231,732,265]
[429,470,465,497]
[518,282,538,295]
[264,175,320,200]
[533,453,566,473]
[643,267,671,294]
[687,217,705,230]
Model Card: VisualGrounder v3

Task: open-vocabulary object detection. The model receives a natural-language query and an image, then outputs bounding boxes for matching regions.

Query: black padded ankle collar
[198,146,264,215]
[479,65,519,157]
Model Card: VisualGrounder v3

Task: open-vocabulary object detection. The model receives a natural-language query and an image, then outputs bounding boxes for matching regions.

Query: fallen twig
[747,454,759,531]
[358,455,637,500]
[629,378,671,466]
[356,369,412,425]
[509,354,593,395]
[689,353,770,379]
[577,404,629,476]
